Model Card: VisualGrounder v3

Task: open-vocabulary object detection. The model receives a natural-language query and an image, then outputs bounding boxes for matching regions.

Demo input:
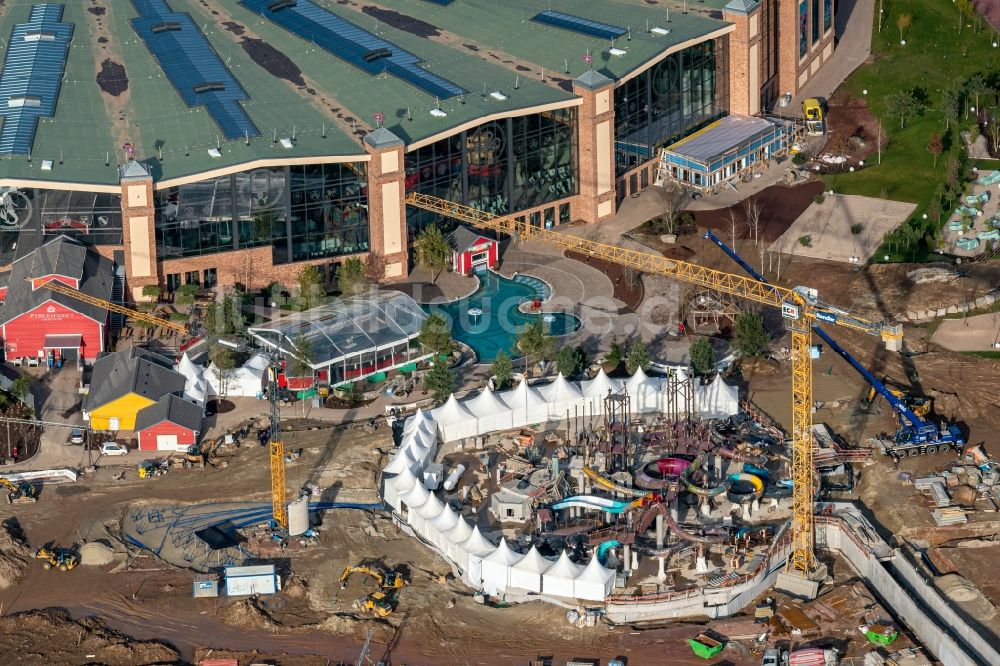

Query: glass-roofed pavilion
[248,291,428,386]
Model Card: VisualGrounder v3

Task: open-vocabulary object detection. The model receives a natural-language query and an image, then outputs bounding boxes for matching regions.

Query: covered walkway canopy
[248,291,428,385]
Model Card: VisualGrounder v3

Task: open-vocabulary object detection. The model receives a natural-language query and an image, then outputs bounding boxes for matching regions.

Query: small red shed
[135,394,203,452]
[449,226,498,276]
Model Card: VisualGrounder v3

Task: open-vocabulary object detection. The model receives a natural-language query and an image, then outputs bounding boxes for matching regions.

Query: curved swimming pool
[425,271,580,362]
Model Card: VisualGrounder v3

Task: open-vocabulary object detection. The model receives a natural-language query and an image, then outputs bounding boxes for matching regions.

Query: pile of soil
[317,613,396,643]
[564,250,644,312]
[79,541,116,566]
[692,180,825,244]
[0,517,31,590]
[823,92,883,165]
[0,609,179,666]
[219,599,279,632]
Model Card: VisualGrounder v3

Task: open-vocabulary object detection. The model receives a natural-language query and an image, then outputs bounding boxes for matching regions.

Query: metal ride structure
[405,192,903,588]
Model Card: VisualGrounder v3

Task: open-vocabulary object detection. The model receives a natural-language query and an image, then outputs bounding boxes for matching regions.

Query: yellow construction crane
[405,192,902,590]
[33,279,189,335]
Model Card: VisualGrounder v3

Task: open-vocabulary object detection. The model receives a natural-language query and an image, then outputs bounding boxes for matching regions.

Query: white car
[98,442,128,457]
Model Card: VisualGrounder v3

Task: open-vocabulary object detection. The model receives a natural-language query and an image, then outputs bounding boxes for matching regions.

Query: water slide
[550,495,644,514]
[597,540,621,565]
[581,466,650,498]
[679,453,730,497]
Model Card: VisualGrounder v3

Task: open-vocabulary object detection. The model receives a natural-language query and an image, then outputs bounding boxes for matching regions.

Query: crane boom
[406,193,906,584]
[34,279,188,335]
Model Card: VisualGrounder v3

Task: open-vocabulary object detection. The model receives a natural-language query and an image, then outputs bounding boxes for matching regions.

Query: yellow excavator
[34,546,78,571]
[864,379,932,417]
[1,477,37,504]
[339,565,405,617]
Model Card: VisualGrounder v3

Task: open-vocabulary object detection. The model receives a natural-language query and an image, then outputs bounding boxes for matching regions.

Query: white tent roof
[400,478,430,509]
[545,550,585,579]
[626,366,656,392]
[578,552,616,586]
[460,525,496,556]
[481,537,525,567]
[464,386,511,417]
[383,447,418,475]
[538,373,584,403]
[430,504,459,534]
[496,379,546,411]
[511,545,554,574]
[444,516,473,546]
[431,394,475,426]
[696,377,740,418]
[403,409,436,438]
[583,368,621,397]
[385,466,418,496]
[416,492,445,520]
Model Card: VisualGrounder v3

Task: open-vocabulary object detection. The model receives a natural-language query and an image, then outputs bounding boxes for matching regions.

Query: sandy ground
[768,193,915,263]
[930,312,1000,351]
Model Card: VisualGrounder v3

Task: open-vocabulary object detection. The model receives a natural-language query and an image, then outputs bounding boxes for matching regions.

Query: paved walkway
[930,313,1000,351]
[789,0,875,110]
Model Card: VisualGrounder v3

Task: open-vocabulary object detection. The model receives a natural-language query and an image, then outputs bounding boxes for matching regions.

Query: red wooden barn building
[449,226,498,276]
[135,394,203,452]
[0,236,114,364]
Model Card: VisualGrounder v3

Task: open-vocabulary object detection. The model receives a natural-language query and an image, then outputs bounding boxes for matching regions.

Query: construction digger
[1,477,37,504]
[340,565,405,617]
[863,379,932,417]
[34,546,78,571]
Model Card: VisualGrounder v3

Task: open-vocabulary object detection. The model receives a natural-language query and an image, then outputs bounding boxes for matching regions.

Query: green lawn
[823,0,1000,248]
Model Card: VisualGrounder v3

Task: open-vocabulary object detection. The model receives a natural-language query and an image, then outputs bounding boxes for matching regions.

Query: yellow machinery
[864,381,932,417]
[340,565,405,590]
[34,546,78,571]
[33,279,189,335]
[405,192,903,584]
[802,98,825,135]
[340,565,405,617]
[1,477,37,503]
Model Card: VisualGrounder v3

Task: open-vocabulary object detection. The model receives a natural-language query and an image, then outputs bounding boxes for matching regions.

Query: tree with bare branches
[743,197,764,246]
[726,208,741,250]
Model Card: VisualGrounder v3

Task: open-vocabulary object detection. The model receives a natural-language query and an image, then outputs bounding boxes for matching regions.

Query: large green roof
[0,0,728,189]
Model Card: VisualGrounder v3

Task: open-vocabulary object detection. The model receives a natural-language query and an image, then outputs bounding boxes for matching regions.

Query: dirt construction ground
[0,422,758,666]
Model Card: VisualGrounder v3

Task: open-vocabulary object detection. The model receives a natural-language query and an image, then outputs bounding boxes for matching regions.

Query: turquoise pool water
[425,271,581,362]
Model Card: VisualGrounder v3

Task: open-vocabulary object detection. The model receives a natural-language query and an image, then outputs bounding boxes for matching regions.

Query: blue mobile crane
[703,230,964,459]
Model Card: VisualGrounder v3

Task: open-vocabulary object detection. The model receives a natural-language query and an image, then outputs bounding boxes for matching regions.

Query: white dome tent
[574,552,617,600]
[508,545,554,593]
[430,394,478,442]
[542,550,585,598]
[459,526,496,586]
[495,379,549,426]
[538,373,584,419]
[464,386,515,433]
[207,352,268,398]
[479,538,524,595]
[382,466,418,512]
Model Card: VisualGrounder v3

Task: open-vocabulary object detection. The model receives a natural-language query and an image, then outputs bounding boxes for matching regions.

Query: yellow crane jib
[405,192,903,589]
[31,278,189,335]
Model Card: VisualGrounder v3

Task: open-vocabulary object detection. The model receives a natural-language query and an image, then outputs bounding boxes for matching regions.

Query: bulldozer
[339,565,405,591]
[1,477,37,504]
[34,546,78,571]
[340,565,405,617]
[863,379,932,417]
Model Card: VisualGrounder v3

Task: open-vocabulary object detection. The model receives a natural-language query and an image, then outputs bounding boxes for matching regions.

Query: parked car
[98,442,128,457]
[69,428,84,445]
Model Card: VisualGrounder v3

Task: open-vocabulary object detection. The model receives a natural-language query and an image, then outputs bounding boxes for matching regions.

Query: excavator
[863,379,932,418]
[1,477,37,504]
[34,546,78,571]
[339,565,405,617]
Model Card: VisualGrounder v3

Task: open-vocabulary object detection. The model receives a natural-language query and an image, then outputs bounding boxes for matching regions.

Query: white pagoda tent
[414,492,446,542]
[428,504,459,551]
[401,482,431,533]
[430,394,478,441]
[574,553,617,600]
[541,550,585,598]
[382,465,418,512]
[443,517,474,567]
[508,545,554,593]
[495,380,549,427]
[459,526,496,586]
[479,538,524,595]
[695,377,740,418]
[538,373,584,419]
[383,447,419,476]
[464,386,514,433]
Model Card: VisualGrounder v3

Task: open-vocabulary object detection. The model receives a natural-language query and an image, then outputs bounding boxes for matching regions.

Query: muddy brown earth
[693,180,825,244]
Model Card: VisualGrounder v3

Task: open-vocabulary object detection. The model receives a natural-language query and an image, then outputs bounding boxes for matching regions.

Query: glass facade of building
[0,188,123,265]
[406,107,577,231]
[614,39,727,174]
[154,162,368,264]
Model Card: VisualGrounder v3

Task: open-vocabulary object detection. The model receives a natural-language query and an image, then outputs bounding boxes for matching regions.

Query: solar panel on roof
[532,10,627,40]
[0,4,74,155]
[130,0,259,140]
[240,0,465,99]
